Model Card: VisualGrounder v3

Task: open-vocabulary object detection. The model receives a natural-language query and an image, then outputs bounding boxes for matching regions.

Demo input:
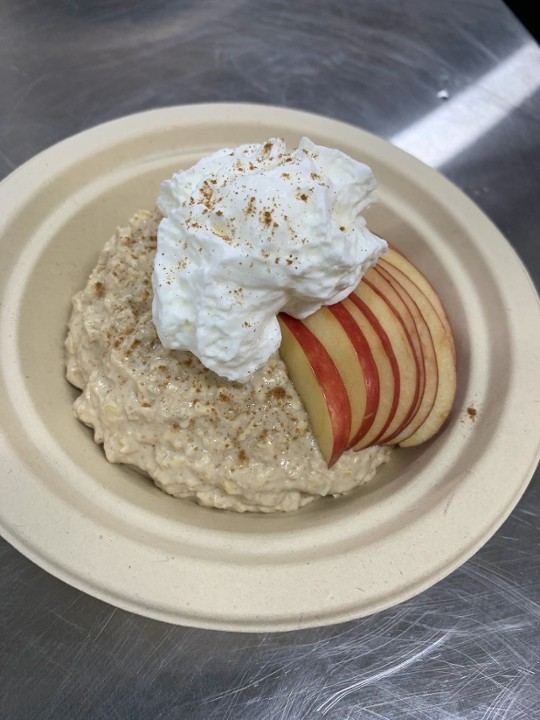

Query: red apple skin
[376,260,456,446]
[278,313,352,466]
[365,267,425,405]
[327,302,380,447]
[349,292,404,444]
[357,274,420,444]
[382,246,456,360]
[302,306,370,447]
[342,296,398,451]
[371,265,438,444]
[277,243,457,465]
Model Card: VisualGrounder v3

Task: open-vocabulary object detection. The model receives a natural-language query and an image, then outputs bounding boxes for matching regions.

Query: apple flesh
[277,245,456,465]
[373,264,438,444]
[352,276,419,445]
[277,314,352,466]
[340,296,397,450]
[301,307,367,448]
[363,267,429,443]
[376,259,456,446]
[383,246,456,360]
[327,302,380,445]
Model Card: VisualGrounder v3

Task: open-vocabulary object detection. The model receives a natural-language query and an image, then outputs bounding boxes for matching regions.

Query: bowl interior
[15,155,465,542]
[3,106,533,629]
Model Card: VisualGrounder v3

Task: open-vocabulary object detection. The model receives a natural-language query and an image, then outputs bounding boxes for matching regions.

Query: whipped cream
[152,137,387,382]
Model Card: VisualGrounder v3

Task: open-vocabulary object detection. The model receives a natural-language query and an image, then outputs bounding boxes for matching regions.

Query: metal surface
[1,1,539,717]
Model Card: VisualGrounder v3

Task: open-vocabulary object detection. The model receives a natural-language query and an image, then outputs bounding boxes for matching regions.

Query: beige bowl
[1,104,539,631]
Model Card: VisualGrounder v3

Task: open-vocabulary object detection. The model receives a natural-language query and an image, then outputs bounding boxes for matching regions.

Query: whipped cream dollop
[152,137,387,382]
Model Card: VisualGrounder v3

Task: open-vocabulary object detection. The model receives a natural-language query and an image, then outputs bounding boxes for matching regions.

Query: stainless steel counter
[1,1,539,718]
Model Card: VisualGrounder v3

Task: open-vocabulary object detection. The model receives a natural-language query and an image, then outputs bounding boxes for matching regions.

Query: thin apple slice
[302,306,370,446]
[365,266,425,401]
[363,268,425,439]
[327,302,380,446]
[378,261,456,446]
[351,280,418,445]
[341,297,397,451]
[374,264,438,444]
[382,246,456,360]
[278,314,351,466]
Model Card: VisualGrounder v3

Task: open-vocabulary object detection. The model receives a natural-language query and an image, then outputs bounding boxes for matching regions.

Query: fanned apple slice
[351,281,418,445]
[378,261,456,446]
[302,306,370,446]
[277,244,456,465]
[327,302,380,446]
[278,314,352,466]
[341,296,397,451]
[374,264,438,444]
[382,246,456,360]
[363,267,425,442]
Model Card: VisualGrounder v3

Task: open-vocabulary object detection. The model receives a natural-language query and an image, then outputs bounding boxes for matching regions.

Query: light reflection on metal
[390,40,540,168]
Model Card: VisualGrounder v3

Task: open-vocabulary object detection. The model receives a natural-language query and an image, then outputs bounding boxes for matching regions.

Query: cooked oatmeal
[65,209,390,512]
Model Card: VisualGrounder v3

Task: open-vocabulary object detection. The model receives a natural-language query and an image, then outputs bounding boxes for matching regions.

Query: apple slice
[382,246,456,360]
[327,302,380,446]
[341,296,397,451]
[277,244,456,464]
[374,264,438,444]
[350,280,419,445]
[377,261,456,446]
[363,267,425,441]
[278,314,351,466]
[302,306,374,446]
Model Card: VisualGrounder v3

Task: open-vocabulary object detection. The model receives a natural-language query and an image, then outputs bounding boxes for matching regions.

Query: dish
[1,103,539,631]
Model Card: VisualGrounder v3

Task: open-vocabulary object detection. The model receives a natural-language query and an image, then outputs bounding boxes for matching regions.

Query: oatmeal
[66,210,390,512]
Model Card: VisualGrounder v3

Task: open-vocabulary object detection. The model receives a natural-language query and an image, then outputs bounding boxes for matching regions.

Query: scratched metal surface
[1,1,539,718]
